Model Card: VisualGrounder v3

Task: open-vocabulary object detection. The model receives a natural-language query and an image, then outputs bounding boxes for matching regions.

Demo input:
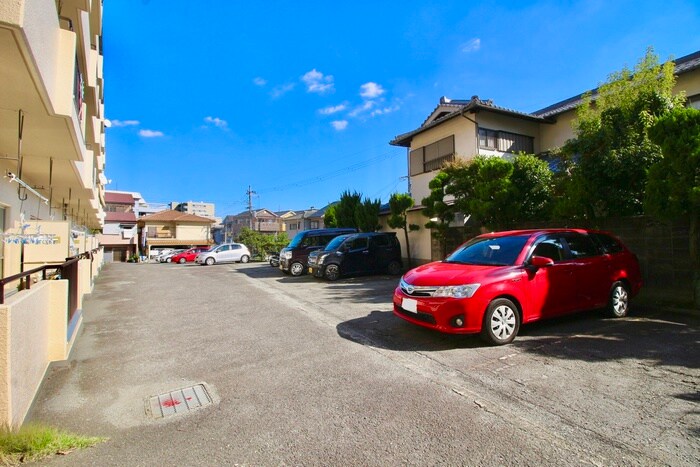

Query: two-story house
[223,209,283,241]
[389,50,700,265]
[137,210,215,258]
[282,206,331,239]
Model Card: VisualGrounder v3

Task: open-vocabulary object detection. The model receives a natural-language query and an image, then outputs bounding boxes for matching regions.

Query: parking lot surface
[29,262,699,466]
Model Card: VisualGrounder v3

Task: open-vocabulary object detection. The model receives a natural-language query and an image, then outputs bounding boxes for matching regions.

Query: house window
[688,94,700,110]
[478,128,497,149]
[479,128,534,154]
[410,135,455,175]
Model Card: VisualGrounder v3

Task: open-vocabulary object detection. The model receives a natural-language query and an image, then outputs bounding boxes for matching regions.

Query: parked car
[195,243,251,266]
[159,249,185,263]
[171,247,211,264]
[279,228,357,276]
[151,248,174,261]
[308,232,402,280]
[393,229,642,346]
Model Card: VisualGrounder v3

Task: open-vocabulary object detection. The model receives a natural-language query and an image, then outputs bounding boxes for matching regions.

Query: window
[688,94,700,110]
[590,233,624,254]
[563,234,600,258]
[347,237,369,251]
[532,238,565,262]
[479,128,534,154]
[410,135,455,175]
[478,129,497,149]
[371,235,390,248]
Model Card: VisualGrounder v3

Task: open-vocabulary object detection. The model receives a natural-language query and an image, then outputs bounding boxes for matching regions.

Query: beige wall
[22,221,72,266]
[380,211,433,266]
[0,280,69,428]
[411,116,477,158]
[539,110,577,151]
[676,71,700,99]
[175,223,210,241]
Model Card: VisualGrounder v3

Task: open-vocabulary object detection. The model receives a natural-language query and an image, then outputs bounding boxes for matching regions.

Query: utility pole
[247,185,256,230]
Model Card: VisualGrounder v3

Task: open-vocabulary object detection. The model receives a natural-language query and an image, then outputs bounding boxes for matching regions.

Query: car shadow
[336,310,484,351]
[337,306,700,370]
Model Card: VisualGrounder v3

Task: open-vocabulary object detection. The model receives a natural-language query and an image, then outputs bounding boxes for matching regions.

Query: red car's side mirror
[529,255,554,268]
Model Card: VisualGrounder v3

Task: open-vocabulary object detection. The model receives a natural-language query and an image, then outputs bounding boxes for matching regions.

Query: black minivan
[307,232,402,281]
[279,228,357,276]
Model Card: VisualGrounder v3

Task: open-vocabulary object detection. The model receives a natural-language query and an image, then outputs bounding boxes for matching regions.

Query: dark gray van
[279,228,357,276]
[307,232,402,280]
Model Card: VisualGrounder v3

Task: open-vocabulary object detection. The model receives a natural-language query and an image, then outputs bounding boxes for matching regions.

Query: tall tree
[356,196,381,232]
[323,204,338,228]
[388,193,419,267]
[335,191,362,228]
[440,155,553,231]
[646,107,700,307]
[557,48,685,220]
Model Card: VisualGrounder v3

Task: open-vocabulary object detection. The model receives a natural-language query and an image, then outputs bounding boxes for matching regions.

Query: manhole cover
[147,383,212,419]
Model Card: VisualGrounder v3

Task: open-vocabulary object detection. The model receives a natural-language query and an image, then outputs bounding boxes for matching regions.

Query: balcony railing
[0,249,99,322]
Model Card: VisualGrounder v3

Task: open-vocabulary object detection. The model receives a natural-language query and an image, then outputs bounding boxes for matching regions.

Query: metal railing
[0,249,99,323]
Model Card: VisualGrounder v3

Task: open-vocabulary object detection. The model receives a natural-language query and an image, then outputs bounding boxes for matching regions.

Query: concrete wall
[0,280,69,428]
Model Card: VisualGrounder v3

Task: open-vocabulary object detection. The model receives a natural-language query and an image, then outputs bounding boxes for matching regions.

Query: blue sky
[103,0,700,217]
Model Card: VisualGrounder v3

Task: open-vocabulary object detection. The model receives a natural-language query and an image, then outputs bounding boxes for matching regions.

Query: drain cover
[147,383,212,419]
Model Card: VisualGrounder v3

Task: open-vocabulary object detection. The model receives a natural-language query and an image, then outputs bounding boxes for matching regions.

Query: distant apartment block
[97,191,137,262]
[171,200,216,219]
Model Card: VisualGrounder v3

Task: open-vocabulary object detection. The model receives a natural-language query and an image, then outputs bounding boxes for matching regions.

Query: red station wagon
[170,247,210,264]
[393,229,642,345]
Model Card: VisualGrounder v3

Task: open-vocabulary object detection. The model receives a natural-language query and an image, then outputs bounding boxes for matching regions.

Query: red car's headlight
[433,284,481,298]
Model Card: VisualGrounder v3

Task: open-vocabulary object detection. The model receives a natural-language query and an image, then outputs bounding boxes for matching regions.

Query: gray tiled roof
[390,96,552,147]
[533,49,700,118]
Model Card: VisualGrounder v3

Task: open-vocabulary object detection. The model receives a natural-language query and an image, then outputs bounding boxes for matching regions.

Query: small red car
[393,229,642,345]
[171,247,210,264]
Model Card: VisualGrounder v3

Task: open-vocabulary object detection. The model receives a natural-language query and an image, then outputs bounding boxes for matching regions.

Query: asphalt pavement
[27,261,700,466]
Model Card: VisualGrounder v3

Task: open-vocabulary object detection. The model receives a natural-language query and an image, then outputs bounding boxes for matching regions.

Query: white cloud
[139,129,164,138]
[331,120,348,131]
[204,116,228,129]
[253,77,267,86]
[270,83,295,98]
[318,104,347,115]
[302,69,334,94]
[111,119,140,127]
[370,105,400,117]
[461,38,481,53]
[359,82,385,99]
[348,100,376,117]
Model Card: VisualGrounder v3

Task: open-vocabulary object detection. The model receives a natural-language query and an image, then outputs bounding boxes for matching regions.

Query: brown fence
[432,216,694,306]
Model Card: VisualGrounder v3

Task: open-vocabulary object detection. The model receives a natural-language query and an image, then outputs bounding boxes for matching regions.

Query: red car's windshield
[444,235,529,266]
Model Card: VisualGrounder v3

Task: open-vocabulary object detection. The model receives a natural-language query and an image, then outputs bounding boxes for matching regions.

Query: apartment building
[388,50,700,264]
[97,191,138,262]
[171,200,216,219]
[223,208,283,240]
[0,0,107,427]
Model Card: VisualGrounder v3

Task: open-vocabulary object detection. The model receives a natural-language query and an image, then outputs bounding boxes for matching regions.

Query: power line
[256,149,401,194]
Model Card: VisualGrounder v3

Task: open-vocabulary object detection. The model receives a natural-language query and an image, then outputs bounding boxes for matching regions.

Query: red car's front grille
[394,305,436,324]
